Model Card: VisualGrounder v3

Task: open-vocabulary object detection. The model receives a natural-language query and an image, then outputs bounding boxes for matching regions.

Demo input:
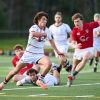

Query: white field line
[3,82,100,91]
[29,94,48,96]
[0,94,97,98]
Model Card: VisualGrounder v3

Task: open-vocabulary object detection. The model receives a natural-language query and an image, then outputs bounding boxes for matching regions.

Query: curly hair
[33,11,48,24]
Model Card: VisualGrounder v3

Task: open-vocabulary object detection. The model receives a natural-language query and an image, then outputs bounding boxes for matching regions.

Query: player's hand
[96,31,100,37]
[75,43,82,49]
[57,51,65,59]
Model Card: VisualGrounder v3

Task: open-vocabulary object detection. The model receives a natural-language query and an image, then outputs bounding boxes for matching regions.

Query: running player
[67,13,100,87]
[49,12,72,76]
[0,11,64,90]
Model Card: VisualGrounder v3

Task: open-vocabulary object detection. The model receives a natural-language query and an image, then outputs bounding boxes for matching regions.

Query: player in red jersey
[12,44,33,82]
[67,13,100,87]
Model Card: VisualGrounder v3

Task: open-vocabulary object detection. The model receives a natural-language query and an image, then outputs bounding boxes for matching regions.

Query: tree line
[0,0,100,31]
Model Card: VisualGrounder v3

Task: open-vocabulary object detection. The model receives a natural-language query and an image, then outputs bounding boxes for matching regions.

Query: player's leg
[57,53,72,73]
[93,50,99,72]
[55,46,72,73]
[67,58,80,87]
[51,63,60,85]
[67,49,93,87]
[16,76,31,86]
[0,61,27,90]
[89,58,94,66]
[36,56,52,89]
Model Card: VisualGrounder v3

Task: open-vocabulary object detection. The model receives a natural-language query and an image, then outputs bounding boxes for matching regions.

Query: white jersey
[17,74,58,86]
[26,24,53,54]
[43,74,58,86]
[49,23,71,46]
[93,26,100,51]
[20,24,53,64]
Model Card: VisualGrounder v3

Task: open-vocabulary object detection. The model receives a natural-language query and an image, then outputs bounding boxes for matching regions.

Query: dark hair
[33,11,48,24]
[72,13,84,21]
[13,44,23,51]
[26,68,38,75]
[55,11,62,17]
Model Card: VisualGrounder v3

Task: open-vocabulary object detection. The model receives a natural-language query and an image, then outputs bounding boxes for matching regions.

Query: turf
[0,55,100,100]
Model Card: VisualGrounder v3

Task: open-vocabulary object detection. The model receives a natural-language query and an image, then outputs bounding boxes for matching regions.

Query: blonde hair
[94,13,100,21]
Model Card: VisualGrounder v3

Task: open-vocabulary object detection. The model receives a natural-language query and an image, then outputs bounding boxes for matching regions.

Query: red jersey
[12,55,33,75]
[71,22,99,49]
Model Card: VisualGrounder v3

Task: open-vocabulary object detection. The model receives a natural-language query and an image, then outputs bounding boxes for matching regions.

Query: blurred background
[0,0,100,56]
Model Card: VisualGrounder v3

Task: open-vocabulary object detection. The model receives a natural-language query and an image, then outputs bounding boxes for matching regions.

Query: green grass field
[0,38,27,50]
[0,55,100,100]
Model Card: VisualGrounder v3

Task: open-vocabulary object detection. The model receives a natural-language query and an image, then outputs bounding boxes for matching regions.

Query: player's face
[29,72,37,82]
[94,17,100,22]
[38,16,47,28]
[74,18,83,29]
[54,15,62,23]
[15,49,24,58]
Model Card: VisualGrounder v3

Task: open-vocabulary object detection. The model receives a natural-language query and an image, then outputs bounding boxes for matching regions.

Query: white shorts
[94,45,100,52]
[44,74,58,86]
[54,45,69,57]
[73,47,95,60]
[20,51,44,64]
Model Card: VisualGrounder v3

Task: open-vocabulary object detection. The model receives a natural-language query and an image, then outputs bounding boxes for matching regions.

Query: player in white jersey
[0,11,64,90]
[49,12,72,75]
[16,63,60,86]
[93,25,100,72]
[89,13,100,72]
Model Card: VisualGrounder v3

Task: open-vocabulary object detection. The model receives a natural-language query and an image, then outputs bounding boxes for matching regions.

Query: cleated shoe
[93,67,97,72]
[67,75,75,87]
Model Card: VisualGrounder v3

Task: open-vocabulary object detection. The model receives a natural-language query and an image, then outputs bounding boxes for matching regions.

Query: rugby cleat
[67,75,75,87]
[93,67,97,72]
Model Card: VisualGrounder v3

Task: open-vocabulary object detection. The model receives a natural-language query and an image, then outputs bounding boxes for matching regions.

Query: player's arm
[67,31,72,45]
[93,27,100,37]
[96,27,100,36]
[16,76,31,86]
[49,39,64,56]
[30,31,47,38]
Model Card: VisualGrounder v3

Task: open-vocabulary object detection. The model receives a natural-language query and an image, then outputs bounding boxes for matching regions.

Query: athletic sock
[57,64,62,73]
[95,57,99,66]
[3,78,8,84]
[63,60,72,72]
[73,71,78,77]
